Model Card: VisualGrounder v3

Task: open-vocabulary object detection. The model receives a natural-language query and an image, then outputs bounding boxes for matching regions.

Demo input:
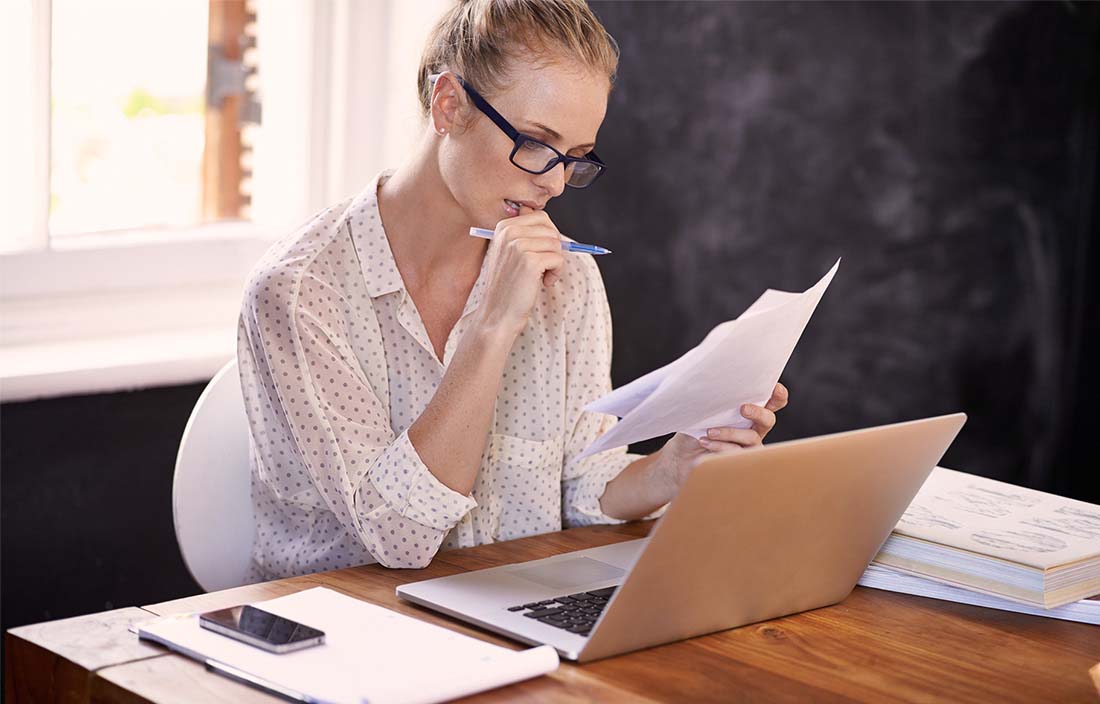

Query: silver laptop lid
[578,413,966,661]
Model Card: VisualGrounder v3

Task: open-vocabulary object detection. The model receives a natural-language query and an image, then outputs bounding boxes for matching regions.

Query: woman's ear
[430,71,471,136]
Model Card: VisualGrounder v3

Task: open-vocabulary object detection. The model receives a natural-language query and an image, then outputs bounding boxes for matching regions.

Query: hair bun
[417,0,619,118]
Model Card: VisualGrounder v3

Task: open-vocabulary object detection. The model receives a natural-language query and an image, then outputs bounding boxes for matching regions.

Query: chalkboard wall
[1,0,1097,647]
[551,1,1099,501]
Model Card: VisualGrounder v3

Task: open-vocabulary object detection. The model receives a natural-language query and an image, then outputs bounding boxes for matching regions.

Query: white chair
[173,358,256,592]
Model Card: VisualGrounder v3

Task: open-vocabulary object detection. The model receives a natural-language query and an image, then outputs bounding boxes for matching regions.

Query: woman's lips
[504,198,543,216]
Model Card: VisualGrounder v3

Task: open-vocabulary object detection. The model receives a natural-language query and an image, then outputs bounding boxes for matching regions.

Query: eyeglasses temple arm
[428,72,519,141]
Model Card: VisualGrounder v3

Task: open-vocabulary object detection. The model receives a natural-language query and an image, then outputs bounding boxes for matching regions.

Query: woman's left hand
[656,382,789,494]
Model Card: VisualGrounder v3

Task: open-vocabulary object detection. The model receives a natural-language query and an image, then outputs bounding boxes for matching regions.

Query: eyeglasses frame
[429,72,608,189]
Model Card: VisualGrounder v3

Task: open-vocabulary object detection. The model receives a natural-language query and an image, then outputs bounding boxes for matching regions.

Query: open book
[139,587,558,704]
[872,466,1100,608]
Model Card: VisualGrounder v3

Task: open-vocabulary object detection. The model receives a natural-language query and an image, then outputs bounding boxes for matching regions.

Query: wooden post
[202,0,248,220]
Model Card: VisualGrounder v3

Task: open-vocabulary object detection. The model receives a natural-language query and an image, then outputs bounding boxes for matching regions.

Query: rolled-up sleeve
[238,263,475,569]
[366,429,476,531]
[560,256,669,527]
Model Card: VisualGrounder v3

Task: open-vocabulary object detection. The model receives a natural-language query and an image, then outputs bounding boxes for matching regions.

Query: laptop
[397,413,966,662]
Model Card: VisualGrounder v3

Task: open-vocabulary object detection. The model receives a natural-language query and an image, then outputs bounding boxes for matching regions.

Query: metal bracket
[206,44,261,124]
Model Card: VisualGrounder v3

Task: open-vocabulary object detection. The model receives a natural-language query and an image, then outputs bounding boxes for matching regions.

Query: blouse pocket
[486,433,566,541]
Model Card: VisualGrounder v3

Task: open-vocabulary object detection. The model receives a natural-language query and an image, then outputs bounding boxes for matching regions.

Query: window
[0,0,448,401]
[45,0,260,240]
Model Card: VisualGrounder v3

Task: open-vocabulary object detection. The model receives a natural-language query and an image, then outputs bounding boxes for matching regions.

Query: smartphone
[199,605,325,654]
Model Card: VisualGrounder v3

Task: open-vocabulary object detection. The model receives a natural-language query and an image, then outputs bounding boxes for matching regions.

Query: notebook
[138,587,559,704]
[871,466,1100,608]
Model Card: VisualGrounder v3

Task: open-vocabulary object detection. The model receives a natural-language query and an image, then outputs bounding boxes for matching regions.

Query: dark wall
[2,0,1097,643]
[1,385,203,635]
[552,1,1099,501]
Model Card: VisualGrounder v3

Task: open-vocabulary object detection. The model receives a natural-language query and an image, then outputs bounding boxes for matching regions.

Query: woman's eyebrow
[524,120,596,152]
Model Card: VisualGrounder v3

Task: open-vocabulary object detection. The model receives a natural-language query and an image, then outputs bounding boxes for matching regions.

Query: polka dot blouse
[237,170,667,579]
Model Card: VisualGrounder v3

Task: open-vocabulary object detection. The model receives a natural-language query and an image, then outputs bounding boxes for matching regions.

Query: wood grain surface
[5,607,165,704]
[6,521,1100,703]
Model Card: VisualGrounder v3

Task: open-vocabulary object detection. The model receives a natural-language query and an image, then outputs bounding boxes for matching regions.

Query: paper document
[579,259,839,459]
[139,587,559,704]
[858,563,1100,625]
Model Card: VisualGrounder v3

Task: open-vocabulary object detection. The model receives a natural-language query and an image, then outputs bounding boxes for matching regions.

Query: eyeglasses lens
[510,140,600,188]
[565,161,599,188]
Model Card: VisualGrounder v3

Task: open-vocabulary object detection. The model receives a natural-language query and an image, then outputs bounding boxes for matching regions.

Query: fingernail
[707,428,719,439]
[699,438,712,447]
[742,406,754,418]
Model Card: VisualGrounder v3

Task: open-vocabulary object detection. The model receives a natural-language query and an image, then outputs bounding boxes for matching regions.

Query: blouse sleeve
[560,256,670,527]
[237,263,476,568]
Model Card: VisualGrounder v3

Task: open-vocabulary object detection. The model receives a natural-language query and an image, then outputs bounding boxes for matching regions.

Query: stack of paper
[857,563,1100,624]
[579,259,839,459]
[870,466,1100,609]
[139,587,558,704]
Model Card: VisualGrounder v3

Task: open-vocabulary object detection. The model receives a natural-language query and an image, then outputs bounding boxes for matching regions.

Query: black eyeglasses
[431,73,607,189]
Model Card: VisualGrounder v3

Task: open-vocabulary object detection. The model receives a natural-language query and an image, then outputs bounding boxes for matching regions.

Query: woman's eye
[520,140,543,152]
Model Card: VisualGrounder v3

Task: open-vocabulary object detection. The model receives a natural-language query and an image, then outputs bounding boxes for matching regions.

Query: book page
[894,466,1100,569]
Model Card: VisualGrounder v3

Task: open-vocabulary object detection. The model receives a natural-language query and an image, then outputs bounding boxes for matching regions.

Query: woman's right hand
[473,207,566,338]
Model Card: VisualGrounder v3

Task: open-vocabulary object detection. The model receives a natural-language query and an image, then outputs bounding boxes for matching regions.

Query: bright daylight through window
[47,0,258,240]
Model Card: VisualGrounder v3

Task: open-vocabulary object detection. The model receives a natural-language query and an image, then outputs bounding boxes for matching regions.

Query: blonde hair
[417,0,619,118]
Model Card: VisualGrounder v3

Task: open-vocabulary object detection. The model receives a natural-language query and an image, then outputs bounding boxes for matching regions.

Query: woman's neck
[377,138,487,286]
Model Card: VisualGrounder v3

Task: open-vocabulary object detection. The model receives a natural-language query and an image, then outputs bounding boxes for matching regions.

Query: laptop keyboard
[506,586,618,637]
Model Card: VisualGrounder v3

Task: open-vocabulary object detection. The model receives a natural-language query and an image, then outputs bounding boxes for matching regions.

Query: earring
[436,126,447,135]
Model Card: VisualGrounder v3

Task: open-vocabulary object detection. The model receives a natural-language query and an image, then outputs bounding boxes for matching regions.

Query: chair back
[173,358,255,592]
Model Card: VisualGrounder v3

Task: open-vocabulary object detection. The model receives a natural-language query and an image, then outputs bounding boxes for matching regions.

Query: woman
[237,0,788,579]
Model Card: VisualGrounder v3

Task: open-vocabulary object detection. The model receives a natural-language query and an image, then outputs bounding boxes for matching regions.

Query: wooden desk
[6,521,1100,703]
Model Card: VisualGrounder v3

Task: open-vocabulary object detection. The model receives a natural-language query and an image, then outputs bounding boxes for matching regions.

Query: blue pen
[469,227,612,255]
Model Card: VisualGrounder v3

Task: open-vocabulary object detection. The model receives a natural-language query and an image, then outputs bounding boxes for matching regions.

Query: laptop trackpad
[511,557,625,591]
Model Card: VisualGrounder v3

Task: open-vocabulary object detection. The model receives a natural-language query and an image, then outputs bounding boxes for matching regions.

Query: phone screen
[199,605,325,653]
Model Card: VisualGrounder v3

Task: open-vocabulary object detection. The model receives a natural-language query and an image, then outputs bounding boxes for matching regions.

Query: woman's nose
[532,162,567,199]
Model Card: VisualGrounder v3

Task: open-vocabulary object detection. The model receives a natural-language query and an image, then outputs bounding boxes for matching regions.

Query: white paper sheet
[858,563,1100,625]
[578,260,839,460]
[139,587,559,704]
